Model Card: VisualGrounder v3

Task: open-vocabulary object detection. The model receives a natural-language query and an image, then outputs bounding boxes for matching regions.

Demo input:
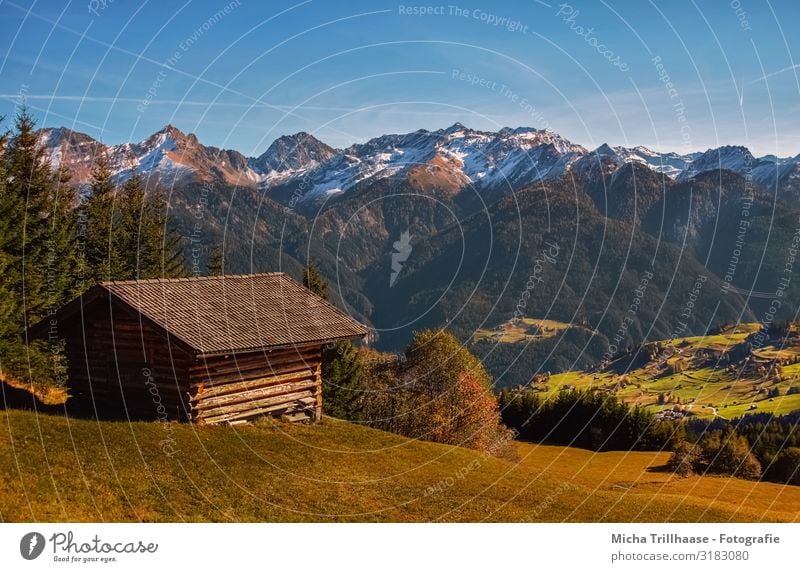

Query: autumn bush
[668,441,701,477]
[322,330,511,456]
[669,430,762,480]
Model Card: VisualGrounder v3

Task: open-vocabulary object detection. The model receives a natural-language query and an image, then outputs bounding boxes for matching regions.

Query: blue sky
[1,0,799,157]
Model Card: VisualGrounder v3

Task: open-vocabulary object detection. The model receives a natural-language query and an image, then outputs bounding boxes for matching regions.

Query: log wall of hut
[62,299,193,421]
[189,345,322,425]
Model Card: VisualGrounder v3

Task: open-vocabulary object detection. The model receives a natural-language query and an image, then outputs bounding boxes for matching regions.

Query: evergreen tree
[767,447,800,485]
[0,110,184,390]
[0,120,23,374]
[82,153,117,283]
[115,170,147,280]
[3,109,77,319]
[0,109,76,387]
[303,262,328,300]
[46,158,79,302]
[207,244,224,276]
[114,173,184,280]
[149,189,185,279]
[301,263,368,418]
[4,109,58,320]
[321,340,366,419]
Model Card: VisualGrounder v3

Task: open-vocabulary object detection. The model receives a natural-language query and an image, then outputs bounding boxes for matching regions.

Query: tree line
[496,383,800,486]
[0,110,185,390]
[497,387,678,451]
[678,413,800,485]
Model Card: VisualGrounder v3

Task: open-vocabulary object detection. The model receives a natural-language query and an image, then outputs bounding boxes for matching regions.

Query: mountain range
[38,123,800,205]
[35,122,800,387]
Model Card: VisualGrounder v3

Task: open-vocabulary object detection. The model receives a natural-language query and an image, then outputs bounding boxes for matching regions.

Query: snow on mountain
[272,123,588,200]
[673,145,800,190]
[676,145,756,183]
[38,124,265,189]
[614,145,697,178]
[36,122,800,203]
[37,127,105,185]
[250,132,336,179]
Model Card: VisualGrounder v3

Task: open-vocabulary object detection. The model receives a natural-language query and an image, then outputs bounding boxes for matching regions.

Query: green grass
[474,318,571,344]
[537,325,800,420]
[1,409,799,522]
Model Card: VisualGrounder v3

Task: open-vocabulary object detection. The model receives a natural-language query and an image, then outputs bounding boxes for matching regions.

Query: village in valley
[513,322,800,421]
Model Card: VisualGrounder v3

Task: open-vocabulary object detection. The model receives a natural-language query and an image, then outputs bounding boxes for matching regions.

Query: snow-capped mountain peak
[677,145,756,182]
[252,132,336,177]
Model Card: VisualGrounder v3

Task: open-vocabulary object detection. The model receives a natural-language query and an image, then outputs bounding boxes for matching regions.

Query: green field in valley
[518,323,800,420]
[474,318,573,344]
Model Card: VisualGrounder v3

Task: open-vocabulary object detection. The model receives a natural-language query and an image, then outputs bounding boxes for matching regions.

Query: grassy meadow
[1,408,798,522]
[474,318,572,344]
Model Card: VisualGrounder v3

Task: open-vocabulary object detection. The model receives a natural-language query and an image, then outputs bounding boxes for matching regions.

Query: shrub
[766,447,800,485]
[696,431,762,480]
[668,441,701,476]
[398,330,512,454]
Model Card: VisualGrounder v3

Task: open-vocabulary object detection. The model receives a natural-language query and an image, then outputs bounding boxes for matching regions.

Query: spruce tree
[207,244,224,276]
[301,263,368,419]
[302,262,328,300]
[82,153,117,283]
[0,109,76,387]
[115,172,184,280]
[46,159,79,302]
[0,121,23,376]
[115,170,146,279]
[5,109,54,321]
[148,188,185,279]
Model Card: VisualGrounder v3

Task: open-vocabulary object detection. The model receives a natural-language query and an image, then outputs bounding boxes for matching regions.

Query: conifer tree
[115,172,184,280]
[0,109,76,386]
[5,109,53,320]
[82,153,117,283]
[0,121,22,371]
[302,262,328,300]
[207,244,224,276]
[148,188,185,279]
[115,170,147,280]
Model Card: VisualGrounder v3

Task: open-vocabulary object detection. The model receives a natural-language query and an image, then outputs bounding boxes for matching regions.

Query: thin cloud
[751,63,800,84]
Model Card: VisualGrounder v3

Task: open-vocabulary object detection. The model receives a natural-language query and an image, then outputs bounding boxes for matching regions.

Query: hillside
[1,409,798,522]
[537,323,800,419]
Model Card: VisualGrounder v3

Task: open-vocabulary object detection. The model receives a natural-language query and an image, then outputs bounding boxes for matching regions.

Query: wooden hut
[29,273,368,424]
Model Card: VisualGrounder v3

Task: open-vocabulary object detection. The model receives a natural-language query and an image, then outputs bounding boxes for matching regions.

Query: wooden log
[192,379,318,411]
[192,345,319,369]
[195,389,313,421]
[191,369,317,400]
[195,389,314,418]
[190,349,320,378]
[198,399,308,425]
[281,411,311,423]
[189,359,317,385]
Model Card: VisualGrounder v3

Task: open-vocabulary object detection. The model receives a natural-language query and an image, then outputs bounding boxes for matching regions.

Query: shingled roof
[38,273,368,355]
